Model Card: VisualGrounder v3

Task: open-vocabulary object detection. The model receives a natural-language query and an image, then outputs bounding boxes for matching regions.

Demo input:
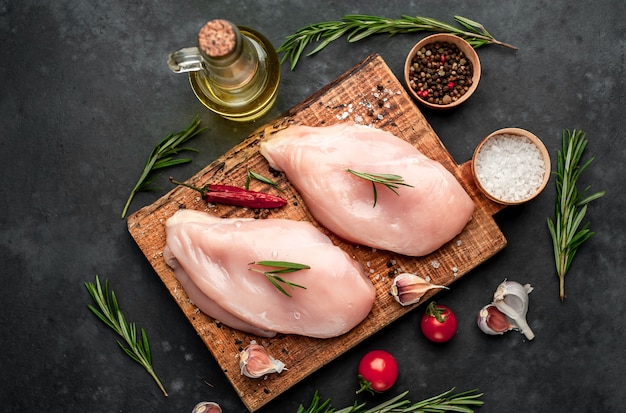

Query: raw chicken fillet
[260,123,474,256]
[164,209,376,338]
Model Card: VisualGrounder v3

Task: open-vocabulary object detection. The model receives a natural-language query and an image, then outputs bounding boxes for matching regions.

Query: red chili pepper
[169,177,287,208]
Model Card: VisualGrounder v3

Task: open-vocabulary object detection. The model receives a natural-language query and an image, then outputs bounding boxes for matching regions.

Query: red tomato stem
[425,301,448,323]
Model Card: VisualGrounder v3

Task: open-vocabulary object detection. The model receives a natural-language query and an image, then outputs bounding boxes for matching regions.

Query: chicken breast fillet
[260,123,475,256]
[164,209,376,339]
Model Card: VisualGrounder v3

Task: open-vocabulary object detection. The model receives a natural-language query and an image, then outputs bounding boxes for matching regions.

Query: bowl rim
[471,127,552,205]
[404,33,481,110]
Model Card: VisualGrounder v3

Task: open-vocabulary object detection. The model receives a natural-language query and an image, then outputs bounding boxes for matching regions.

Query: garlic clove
[191,401,222,413]
[477,303,516,335]
[493,280,534,309]
[493,280,535,340]
[390,273,448,306]
[239,341,286,379]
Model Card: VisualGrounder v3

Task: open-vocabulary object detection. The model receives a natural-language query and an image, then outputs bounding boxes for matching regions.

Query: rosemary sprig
[347,169,414,207]
[121,116,205,218]
[85,275,167,396]
[547,129,605,301]
[297,387,484,413]
[245,168,283,192]
[278,14,517,70]
[248,260,310,297]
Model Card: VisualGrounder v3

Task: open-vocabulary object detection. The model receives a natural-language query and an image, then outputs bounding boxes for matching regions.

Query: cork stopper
[198,19,237,58]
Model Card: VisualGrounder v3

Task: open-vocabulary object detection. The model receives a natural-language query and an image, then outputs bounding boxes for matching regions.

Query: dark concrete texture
[1,0,624,412]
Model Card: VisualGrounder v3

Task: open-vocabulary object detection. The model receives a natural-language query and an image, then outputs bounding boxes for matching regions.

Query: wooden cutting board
[127,53,507,412]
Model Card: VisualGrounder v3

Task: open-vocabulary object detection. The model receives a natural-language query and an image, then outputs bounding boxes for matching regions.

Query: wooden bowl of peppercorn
[404,33,481,109]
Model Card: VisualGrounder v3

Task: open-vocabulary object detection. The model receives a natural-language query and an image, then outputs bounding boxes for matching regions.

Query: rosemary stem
[278,14,517,70]
[121,117,204,218]
[558,240,568,301]
[85,276,168,396]
[547,129,604,302]
[147,365,168,397]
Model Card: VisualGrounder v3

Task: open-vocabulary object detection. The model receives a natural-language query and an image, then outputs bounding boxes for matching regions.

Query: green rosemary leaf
[272,274,307,290]
[266,268,307,275]
[121,116,205,218]
[371,182,379,206]
[254,261,311,270]
[355,391,409,413]
[464,38,491,49]
[347,169,413,207]
[577,189,604,206]
[265,273,291,296]
[85,275,168,396]
[248,261,310,297]
[152,157,193,170]
[547,129,605,301]
[119,340,142,364]
[417,16,459,32]
[346,169,407,184]
[141,328,151,363]
[454,15,492,37]
[87,304,114,330]
[245,169,283,191]
[117,310,131,338]
[135,174,161,193]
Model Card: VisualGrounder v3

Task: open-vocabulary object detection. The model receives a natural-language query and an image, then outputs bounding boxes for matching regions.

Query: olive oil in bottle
[168,19,280,122]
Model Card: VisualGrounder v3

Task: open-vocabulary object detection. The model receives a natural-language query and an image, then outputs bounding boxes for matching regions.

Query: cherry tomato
[420,301,458,343]
[356,349,399,394]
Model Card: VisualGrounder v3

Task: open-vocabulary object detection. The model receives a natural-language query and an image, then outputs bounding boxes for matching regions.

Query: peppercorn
[408,41,473,106]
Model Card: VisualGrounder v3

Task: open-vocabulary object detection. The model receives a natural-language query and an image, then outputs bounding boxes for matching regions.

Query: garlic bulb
[477,279,535,340]
[390,273,448,306]
[493,280,535,340]
[191,401,222,413]
[477,303,515,335]
[239,341,286,379]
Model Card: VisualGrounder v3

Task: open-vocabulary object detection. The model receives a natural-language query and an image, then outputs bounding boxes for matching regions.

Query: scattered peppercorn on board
[127,53,507,412]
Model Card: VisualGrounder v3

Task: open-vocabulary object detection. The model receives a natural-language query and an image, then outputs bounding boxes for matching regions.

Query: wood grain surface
[127,53,507,412]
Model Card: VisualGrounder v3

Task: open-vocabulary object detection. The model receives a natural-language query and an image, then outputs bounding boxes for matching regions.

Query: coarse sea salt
[474,134,546,203]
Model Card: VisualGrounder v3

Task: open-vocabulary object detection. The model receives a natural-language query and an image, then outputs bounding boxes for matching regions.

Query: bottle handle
[167,47,205,73]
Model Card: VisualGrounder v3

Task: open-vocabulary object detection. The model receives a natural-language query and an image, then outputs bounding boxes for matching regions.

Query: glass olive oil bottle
[168,19,280,122]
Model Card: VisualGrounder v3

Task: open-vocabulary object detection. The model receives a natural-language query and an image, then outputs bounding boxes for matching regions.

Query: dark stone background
[1,1,624,412]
